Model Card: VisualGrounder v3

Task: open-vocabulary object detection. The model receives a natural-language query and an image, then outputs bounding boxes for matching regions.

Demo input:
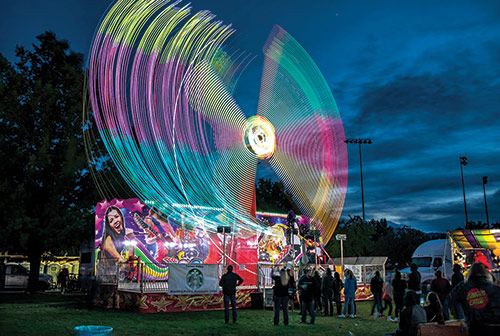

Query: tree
[324,216,375,257]
[255,178,301,214]
[0,32,98,290]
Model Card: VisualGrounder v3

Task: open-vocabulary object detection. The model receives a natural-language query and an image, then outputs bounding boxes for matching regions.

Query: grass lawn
[0,292,396,335]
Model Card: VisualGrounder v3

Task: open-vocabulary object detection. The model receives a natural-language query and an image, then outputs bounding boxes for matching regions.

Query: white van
[400,239,453,292]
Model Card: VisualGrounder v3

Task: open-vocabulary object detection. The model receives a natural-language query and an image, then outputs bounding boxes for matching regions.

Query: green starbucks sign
[186,268,204,290]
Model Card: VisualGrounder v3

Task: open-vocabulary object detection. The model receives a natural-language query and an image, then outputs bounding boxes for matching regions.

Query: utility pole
[345,139,372,222]
[482,176,490,228]
[459,156,468,226]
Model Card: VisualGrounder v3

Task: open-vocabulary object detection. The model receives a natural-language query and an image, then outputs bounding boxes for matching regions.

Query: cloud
[336,26,500,232]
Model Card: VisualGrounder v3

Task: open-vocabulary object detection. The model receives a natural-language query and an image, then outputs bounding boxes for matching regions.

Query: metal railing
[115,261,227,293]
[101,259,329,294]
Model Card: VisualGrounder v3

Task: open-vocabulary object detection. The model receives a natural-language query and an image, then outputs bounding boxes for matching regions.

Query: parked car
[1,263,54,290]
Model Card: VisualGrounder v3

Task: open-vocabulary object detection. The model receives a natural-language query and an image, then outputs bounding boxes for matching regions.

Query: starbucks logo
[186,268,204,290]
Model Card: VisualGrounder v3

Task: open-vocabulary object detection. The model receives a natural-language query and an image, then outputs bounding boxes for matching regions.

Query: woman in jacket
[272,266,290,325]
[340,269,357,318]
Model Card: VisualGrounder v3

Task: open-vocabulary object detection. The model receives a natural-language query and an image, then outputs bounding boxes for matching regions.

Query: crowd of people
[220,262,500,335]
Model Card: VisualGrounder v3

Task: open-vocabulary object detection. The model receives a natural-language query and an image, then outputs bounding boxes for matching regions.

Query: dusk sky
[2,0,499,232]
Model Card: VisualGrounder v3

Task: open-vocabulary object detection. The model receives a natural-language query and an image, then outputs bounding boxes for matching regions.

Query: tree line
[323,216,445,268]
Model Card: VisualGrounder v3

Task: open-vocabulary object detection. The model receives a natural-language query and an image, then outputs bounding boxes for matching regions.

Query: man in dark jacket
[371,270,384,317]
[451,263,500,336]
[219,265,243,323]
[298,268,316,324]
[321,268,335,316]
[333,271,344,315]
[392,270,407,321]
[430,270,451,320]
[313,270,322,313]
[450,263,465,319]
[408,264,421,293]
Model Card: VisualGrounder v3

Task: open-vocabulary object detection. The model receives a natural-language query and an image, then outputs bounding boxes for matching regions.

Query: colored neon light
[87,0,347,243]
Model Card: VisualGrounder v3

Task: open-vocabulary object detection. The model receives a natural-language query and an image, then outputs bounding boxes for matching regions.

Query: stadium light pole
[344,138,372,222]
[482,176,490,228]
[459,156,468,226]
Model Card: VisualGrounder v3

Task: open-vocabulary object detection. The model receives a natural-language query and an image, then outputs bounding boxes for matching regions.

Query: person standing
[219,265,243,324]
[313,270,322,313]
[383,275,394,321]
[408,263,421,294]
[271,266,290,326]
[430,270,451,320]
[392,270,407,322]
[450,263,465,320]
[450,263,500,335]
[288,268,297,312]
[340,269,357,318]
[333,271,344,315]
[58,268,69,294]
[298,268,316,324]
[371,270,384,318]
[321,268,335,316]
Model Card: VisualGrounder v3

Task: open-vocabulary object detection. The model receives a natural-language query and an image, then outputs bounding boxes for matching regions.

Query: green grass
[0,292,396,335]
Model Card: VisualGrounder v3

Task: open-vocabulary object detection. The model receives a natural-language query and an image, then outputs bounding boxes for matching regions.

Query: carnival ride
[86,0,348,287]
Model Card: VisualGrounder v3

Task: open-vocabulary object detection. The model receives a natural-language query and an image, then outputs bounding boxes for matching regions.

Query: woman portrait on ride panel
[102,206,126,264]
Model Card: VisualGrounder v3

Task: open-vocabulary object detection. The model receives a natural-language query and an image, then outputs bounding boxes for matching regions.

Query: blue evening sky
[2,0,499,232]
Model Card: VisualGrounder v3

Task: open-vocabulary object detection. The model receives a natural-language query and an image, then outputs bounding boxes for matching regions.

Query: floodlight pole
[345,139,372,222]
[460,157,468,226]
[482,176,489,228]
[359,142,365,222]
[340,239,344,277]
[336,234,347,279]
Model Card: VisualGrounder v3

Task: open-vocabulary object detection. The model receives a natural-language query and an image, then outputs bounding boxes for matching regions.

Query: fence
[115,260,170,293]
[114,261,230,293]
[101,260,338,295]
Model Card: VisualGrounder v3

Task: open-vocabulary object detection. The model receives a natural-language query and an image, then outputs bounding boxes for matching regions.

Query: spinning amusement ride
[85,0,348,287]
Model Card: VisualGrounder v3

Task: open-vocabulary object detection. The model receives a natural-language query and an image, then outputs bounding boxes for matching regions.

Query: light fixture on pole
[344,138,372,222]
[482,176,489,228]
[217,225,232,269]
[336,234,347,279]
[459,156,468,226]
